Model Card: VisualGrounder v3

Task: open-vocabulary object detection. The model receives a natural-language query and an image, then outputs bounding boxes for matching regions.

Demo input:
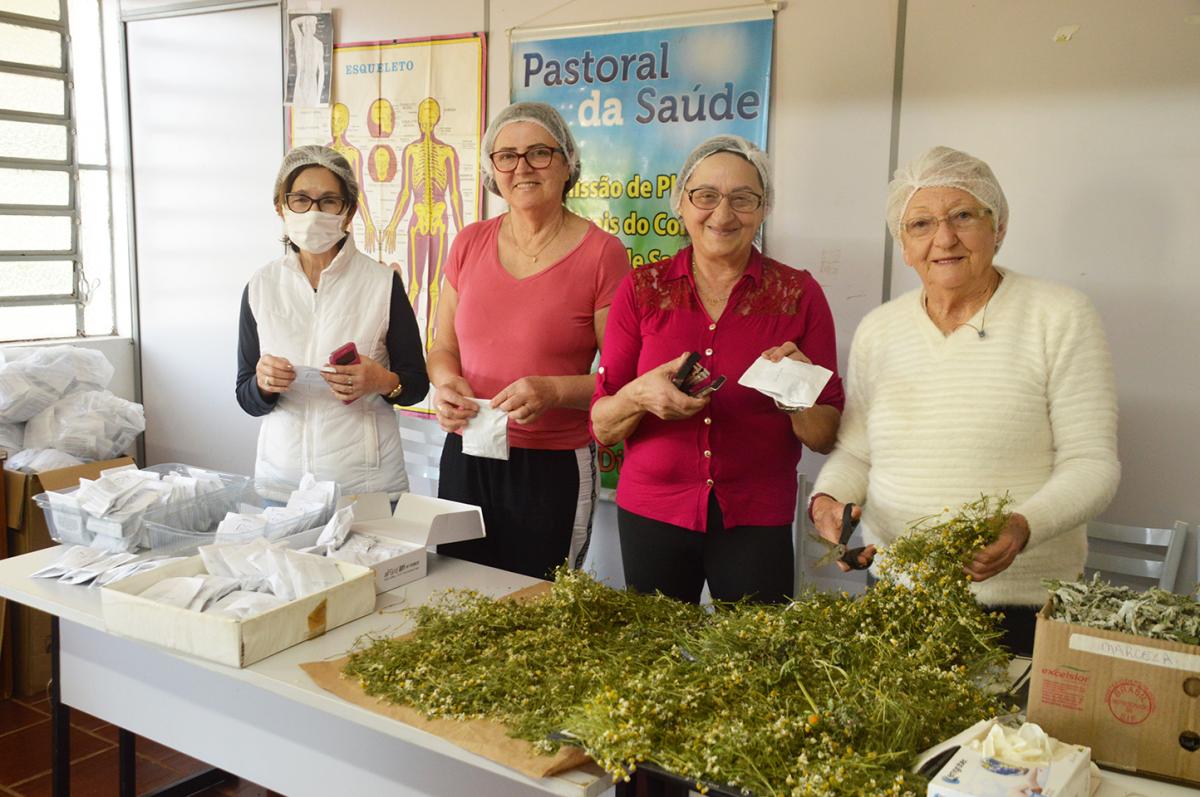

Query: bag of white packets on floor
[461,398,509,460]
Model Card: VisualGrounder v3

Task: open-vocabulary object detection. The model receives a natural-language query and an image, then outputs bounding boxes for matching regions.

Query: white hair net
[886,145,1008,250]
[274,145,358,205]
[670,135,773,217]
[480,102,580,198]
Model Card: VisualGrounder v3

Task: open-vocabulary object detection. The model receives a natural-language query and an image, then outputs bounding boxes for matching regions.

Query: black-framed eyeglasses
[489,146,563,173]
[284,192,348,215]
[686,187,764,213]
[902,207,992,238]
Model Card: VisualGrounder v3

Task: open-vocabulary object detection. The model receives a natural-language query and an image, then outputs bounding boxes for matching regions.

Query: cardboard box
[101,554,376,668]
[3,456,134,695]
[344,492,486,592]
[1027,603,1200,785]
[924,718,1090,797]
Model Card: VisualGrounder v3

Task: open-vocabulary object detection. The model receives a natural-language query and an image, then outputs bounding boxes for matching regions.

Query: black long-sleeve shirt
[235,272,429,416]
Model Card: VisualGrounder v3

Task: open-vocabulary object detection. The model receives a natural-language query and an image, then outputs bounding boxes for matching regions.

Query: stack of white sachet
[31,546,184,587]
[0,345,144,462]
[297,503,412,567]
[47,464,228,552]
[214,472,337,543]
[132,538,344,620]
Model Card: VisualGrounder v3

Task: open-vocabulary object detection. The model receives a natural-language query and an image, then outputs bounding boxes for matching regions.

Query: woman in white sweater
[811,146,1119,655]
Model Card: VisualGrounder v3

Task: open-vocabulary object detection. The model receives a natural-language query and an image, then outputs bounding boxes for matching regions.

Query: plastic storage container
[140,478,338,556]
[34,463,251,552]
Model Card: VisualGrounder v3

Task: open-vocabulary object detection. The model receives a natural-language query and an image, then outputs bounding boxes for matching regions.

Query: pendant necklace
[510,213,566,263]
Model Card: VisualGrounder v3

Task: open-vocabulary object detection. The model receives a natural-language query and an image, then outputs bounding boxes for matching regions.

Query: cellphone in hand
[329,341,361,404]
[671,352,702,391]
[329,341,360,366]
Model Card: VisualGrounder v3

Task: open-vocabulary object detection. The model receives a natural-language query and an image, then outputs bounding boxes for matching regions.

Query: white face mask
[283,208,348,254]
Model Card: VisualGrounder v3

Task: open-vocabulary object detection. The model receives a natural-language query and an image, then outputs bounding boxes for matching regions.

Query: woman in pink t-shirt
[427,103,629,580]
[591,136,845,605]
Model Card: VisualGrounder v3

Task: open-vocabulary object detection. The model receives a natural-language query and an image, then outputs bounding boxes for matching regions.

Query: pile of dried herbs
[344,495,1015,797]
[1046,574,1200,644]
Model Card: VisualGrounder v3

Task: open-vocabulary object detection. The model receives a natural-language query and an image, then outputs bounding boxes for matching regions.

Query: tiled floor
[0,692,276,797]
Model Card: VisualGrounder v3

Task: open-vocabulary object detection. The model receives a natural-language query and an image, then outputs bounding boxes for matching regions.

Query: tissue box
[100,554,375,667]
[925,719,1090,797]
[1027,604,1200,784]
[340,492,485,592]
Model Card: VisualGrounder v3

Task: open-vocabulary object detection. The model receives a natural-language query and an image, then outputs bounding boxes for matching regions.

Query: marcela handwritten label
[1070,633,1200,672]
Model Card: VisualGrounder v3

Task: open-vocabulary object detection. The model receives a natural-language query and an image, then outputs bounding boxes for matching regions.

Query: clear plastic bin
[34,463,251,552]
[140,478,338,556]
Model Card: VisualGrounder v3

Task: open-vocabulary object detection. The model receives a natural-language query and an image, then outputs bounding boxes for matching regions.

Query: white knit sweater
[813,268,1119,606]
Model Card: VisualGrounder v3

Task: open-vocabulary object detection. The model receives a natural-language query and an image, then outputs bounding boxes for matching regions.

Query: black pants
[618,495,794,604]
[436,433,595,581]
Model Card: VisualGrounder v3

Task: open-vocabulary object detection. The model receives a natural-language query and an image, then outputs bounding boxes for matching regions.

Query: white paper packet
[737,357,833,410]
[461,398,509,460]
[215,511,269,542]
[206,590,289,619]
[31,545,109,578]
[139,576,208,609]
[315,504,355,551]
[60,552,138,585]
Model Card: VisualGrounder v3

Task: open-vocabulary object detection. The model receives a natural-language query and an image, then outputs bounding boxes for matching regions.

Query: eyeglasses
[489,146,563,173]
[686,188,764,213]
[902,207,992,238]
[285,192,348,215]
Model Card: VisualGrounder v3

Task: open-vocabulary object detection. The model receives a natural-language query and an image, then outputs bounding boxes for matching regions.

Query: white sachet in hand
[461,398,509,460]
[737,356,833,410]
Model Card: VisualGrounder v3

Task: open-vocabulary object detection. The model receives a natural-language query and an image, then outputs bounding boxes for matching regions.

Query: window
[0,0,119,342]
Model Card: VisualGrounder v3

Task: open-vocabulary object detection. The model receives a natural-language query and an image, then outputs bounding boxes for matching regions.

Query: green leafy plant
[345,495,1015,796]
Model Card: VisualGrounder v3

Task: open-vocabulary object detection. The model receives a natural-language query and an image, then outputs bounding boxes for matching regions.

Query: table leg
[50,616,70,797]
[119,728,136,797]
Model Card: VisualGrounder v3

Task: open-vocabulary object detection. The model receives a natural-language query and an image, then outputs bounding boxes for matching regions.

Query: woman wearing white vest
[235,145,428,497]
[810,146,1119,656]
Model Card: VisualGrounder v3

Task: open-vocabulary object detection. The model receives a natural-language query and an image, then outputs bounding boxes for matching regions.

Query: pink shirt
[593,246,845,532]
[447,215,630,450]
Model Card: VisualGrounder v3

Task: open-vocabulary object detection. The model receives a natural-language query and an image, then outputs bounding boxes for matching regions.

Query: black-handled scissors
[810,503,872,570]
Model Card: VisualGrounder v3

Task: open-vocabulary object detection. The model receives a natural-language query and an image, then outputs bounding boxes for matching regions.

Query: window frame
[0,0,97,338]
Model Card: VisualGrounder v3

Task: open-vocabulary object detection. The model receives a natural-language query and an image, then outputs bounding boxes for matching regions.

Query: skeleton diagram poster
[290,32,486,386]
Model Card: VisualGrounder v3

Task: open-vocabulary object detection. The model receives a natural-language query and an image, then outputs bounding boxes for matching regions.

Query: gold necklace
[509,212,566,263]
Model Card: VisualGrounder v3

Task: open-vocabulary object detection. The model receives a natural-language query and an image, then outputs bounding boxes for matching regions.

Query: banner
[290,33,486,415]
[511,12,774,487]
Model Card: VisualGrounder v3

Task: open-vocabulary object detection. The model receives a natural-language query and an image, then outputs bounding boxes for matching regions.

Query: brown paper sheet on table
[300,581,593,780]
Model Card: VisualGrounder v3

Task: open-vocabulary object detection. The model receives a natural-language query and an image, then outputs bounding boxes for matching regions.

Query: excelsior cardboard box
[3,456,134,695]
[344,492,486,592]
[1027,603,1200,785]
[100,554,376,667]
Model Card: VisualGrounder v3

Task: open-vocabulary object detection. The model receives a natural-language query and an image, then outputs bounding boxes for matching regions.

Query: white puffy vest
[248,238,408,497]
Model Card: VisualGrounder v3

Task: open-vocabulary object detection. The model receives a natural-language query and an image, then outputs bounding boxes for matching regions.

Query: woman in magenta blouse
[591,136,845,604]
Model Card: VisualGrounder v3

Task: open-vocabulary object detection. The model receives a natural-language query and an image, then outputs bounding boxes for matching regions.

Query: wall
[119,0,1200,588]
[124,3,283,473]
[894,0,1200,585]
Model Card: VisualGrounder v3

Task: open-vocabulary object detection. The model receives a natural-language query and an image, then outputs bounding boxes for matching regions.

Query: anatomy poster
[285,11,333,107]
[290,32,486,382]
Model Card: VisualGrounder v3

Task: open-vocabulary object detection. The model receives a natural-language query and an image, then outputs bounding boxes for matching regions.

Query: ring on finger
[266,375,272,388]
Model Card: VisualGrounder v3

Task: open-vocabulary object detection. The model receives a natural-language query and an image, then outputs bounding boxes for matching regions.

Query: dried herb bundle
[1046,574,1200,644]
[344,496,1014,797]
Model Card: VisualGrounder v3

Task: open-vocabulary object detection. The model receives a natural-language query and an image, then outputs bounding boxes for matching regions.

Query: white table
[0,547,611,797]
[1,548,1195,797]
